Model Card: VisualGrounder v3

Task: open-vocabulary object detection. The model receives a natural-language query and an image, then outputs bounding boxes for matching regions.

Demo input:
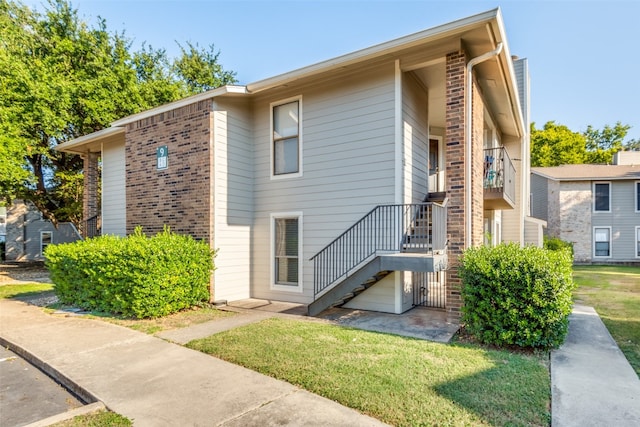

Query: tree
[624,139,640,151]
[583,122,628,164]
[530,121,587,167]
[0,0,236,225]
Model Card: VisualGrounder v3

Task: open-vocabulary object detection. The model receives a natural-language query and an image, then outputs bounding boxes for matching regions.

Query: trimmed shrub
[459,243,575,348]
[544,236,574,256]
[45,227,215,318]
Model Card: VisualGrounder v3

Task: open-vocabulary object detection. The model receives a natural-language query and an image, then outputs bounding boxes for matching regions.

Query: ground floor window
[271,212,302,292]
[41,231,52,256]
[593,227,611,258]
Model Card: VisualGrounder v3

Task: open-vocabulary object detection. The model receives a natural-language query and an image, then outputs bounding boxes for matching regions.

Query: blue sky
[24,0,640,141]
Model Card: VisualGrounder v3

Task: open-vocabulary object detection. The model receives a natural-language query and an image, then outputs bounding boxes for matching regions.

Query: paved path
[0,299,387,427]
[551,304,640,427]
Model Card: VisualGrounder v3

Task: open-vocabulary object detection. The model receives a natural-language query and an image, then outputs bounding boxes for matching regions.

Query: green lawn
[573,265,640,377]
[51,410,131,426]
[0,283,54,299]
[188,318,550,427]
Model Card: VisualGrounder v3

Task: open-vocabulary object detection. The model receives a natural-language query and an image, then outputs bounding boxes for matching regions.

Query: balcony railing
[483,147,516,208]
[310,202,447,297]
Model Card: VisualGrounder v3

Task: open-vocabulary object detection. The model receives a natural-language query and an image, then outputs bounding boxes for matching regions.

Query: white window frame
[635,181,640,213]
[635,226,640,259]
[593,181,611,213]
[270,212,303,293]
[593,226,612,259]
[270,95,303,180]
[40,231,53,257]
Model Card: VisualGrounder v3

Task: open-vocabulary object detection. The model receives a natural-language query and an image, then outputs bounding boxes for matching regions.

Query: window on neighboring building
[636,227,640,258]
[636,182,640,212]
[593,227,611,258]
[272,98,301,177]
[593,182,611,212]
[41,231,52,256]
[272,213,302,291]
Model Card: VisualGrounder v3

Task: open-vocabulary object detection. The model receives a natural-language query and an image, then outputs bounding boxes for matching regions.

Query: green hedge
[45,227,215,318]
[459,243,575,348]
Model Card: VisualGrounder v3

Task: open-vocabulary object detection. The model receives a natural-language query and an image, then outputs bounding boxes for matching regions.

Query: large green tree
[0,0,236,225]
[531,121,635,167]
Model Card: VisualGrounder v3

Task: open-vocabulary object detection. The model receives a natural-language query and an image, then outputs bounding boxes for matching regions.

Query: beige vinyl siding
[500,135,523,244]
[213,99,253,301]
[402,72,428,204]
[592,180,640,261]
[252,64,397,303]
[102,140,126,236]
[343,272,398,313]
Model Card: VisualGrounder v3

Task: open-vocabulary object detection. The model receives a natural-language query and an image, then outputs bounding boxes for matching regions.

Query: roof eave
[55,126,125,154]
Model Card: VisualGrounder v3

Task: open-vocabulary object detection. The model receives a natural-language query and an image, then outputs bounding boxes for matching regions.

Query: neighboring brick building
[532,151,640,263]
[57,9,537,320]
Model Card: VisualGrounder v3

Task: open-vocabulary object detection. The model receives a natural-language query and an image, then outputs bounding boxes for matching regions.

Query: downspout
[464,42,503,248]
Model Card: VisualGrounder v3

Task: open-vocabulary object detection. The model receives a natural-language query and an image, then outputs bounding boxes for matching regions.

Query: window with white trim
[271,213,302,291]
[636,226,640,258]
[271,97,301,177]
[635,182,640,212]
[41,231,52,256]
[593,182,611,212]
[593,227,611,258]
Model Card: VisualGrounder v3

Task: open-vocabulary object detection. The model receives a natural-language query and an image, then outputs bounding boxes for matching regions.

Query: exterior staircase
[308,200,448,317]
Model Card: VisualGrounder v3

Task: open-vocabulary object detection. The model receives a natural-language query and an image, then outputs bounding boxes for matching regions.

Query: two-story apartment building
[57,8,537,320]
[531,151,640,263]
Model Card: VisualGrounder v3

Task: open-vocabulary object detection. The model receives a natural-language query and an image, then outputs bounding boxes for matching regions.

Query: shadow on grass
[434,349,551,427]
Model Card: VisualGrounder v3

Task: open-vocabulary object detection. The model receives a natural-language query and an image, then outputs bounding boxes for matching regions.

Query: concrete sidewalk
[0,299,387,427]
[551,304,640,427]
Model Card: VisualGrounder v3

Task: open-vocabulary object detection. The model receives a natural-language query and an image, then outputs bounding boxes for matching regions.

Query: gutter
[465,41,503,249]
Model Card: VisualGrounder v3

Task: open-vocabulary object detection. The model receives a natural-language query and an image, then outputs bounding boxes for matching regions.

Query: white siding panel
[402,72,428,204]
[343,272,398,313]
[501,136,523,244]
[252,64,397,303]
[213,101,253,301]
[102,140,126,236]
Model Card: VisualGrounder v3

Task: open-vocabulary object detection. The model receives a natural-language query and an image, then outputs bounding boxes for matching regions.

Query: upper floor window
[636,182,640,212]
[271,97,302,177]
[593,182,610,212]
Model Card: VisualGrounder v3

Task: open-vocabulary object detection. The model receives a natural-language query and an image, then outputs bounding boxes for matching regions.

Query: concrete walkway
[551,304,640,427]
[0,299,387,427]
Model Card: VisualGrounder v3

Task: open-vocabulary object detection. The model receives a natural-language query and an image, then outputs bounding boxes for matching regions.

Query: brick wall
[125,100,214,242]
[444,50,486,321]
[444,50,466,321]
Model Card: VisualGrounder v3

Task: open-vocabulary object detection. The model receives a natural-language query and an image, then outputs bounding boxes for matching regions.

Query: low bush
[459,243,575,348]
[45,227,215,318]
[543,236,574,256]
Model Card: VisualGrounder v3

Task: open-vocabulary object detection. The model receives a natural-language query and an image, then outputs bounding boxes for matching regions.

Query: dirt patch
[0,262,51,285]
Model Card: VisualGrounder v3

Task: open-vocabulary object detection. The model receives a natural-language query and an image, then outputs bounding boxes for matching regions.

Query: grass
[0,283,54,299]
[90,305,236,334]
[573,265,640,377]
[187,317,550,427]
[51,410,131,426]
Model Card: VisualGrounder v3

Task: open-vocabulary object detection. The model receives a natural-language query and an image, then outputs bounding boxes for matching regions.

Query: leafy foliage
[459,243,575,348]
[543,236,574,256]
[0,0,236,225]
[531,121,634,167]
[45,227,215,318]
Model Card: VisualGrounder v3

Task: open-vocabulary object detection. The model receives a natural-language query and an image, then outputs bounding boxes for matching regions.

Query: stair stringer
[307,257,387,317]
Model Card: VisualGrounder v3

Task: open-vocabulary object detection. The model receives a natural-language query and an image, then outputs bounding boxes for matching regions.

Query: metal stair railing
[310,201,447,297]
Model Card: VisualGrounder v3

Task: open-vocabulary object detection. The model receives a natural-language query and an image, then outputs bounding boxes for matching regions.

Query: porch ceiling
[55,126,124,155]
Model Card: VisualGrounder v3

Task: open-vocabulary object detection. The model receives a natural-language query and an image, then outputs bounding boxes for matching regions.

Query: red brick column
[83,152,100,224]
[444,50,467,321]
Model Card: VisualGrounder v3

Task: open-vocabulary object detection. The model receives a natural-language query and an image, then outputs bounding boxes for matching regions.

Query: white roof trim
[111,85,248,127]
[56,126,124,153]
[246,8,500,93]
[531,169,640,181]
